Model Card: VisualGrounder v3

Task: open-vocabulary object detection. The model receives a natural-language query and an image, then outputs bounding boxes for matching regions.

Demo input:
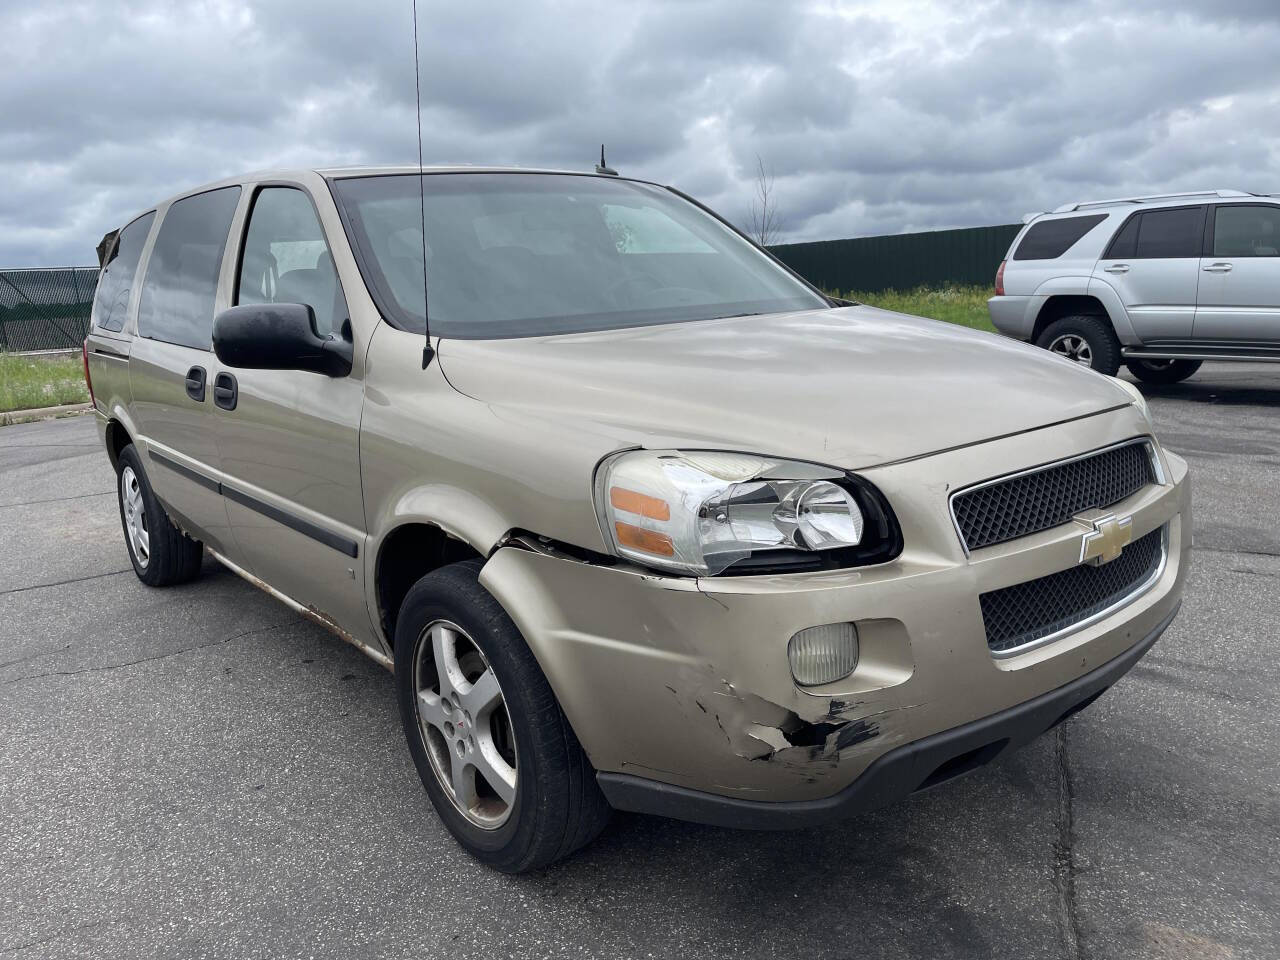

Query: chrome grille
[980,526,1165,655]
[952,441,1156,552]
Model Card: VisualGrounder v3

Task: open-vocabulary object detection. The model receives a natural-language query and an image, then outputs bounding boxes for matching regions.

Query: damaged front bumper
[596,602,1178,828]
[478,414,1191,826]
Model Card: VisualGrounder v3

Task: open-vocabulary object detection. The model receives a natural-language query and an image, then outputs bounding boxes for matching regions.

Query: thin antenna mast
[411,0,433,368]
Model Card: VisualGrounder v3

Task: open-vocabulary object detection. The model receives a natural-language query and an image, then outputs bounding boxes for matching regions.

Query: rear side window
[137,187,241,350]
[1133,207,1205,259]
[91,212,155,333]
[1213,205,1280,257]
[1012,214,1107,260]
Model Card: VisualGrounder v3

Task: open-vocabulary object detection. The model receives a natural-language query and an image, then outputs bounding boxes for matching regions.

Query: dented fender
[478,544,921,803]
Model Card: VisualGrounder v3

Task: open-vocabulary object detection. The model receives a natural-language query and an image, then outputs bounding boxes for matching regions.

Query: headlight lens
[1111,376,1152,423]
[595,450,896,576]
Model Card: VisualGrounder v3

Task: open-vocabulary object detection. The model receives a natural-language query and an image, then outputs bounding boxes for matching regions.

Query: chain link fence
[0,267,99,353]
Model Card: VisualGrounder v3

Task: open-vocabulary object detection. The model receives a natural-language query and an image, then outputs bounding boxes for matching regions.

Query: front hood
[437,306,1131,469]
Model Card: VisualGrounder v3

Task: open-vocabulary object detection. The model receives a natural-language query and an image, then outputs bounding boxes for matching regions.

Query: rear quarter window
[91,212,155,333]
[1012,214,1107,261]
[136,186,241,350]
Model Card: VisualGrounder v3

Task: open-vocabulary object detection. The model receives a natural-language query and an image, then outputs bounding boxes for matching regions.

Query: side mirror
[212,303,352,377]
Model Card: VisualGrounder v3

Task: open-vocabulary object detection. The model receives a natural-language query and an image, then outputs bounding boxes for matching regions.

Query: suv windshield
[330,173,828,338]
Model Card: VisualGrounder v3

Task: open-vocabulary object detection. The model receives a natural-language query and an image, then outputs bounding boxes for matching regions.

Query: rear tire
[1125,358,1202,384]
[394,559,611,872]
[1036,315,1122,376]
[115,444,203,587]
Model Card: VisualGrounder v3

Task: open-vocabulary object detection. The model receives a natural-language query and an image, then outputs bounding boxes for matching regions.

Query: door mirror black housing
[212,303,353,377]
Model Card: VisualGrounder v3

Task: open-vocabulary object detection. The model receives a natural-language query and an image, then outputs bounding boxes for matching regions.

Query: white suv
[988,190,1280,383]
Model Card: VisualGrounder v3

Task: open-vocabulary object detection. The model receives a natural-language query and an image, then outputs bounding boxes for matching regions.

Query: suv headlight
[594,450,901,576]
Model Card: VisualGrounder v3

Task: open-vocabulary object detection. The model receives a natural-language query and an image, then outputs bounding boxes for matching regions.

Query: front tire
[1036,315,1122,376]
[115,444,203,586]
[1125,358,1202,384]
[394,560,610,872]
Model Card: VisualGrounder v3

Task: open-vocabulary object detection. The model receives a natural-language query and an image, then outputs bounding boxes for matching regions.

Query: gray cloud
[2,0,1279,266]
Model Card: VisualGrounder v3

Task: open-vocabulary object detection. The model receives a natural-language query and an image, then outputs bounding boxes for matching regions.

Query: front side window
[331,173,827,339]
[91,212,155,332]
[237,187,347,336]
[137,186,241,350]
[1213,205,1280,257]
[1132,206,1205,259]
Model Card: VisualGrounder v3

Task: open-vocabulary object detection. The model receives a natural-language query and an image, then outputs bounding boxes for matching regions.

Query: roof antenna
[594,144,618,176]
[411,0,434,368]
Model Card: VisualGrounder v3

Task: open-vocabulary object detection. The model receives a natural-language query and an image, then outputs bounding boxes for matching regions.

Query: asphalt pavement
[2,364,1278,959]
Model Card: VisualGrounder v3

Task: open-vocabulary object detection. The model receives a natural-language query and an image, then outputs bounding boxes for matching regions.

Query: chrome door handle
[1202,262,1233,272]
[1103,264,1129,274]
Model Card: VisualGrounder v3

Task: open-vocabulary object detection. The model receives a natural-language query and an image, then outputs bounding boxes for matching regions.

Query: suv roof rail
[1052,189,1251,213]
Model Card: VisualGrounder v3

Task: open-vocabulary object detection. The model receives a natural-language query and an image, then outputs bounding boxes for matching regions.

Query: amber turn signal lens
[614,521,675,557]
[609,486,671,521]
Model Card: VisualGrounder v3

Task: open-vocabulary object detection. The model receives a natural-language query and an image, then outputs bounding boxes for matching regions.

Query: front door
[128,186,242,551]
[212,184,370,640]
[1093,205,1206,343]
[1195,203,1280,343]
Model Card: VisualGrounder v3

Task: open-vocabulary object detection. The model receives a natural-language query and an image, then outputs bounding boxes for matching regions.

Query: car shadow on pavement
[504,741,1071,957]
[1132,378,1280,408]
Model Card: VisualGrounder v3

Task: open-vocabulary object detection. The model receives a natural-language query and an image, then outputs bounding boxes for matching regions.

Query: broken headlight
[594,450,901,576]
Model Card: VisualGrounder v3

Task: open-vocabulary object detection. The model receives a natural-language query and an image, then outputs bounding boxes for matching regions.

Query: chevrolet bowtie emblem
[1079,514,1133,566]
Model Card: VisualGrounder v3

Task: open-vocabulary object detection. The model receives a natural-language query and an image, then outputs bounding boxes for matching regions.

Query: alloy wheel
[412,620,519,829]
[120,466,150,569]
[1047,333,1094,367]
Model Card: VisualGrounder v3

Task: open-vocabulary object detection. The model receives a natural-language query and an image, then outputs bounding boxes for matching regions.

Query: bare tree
[748,154,781,247]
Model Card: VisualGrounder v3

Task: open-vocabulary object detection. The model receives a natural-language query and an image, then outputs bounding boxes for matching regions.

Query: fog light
[788,622,858,686]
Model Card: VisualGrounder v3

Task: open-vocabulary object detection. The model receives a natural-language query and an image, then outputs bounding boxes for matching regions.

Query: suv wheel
[115,444,203,586]
[1125,358,1202,385]
[394,560,611,872]
[1036,315,1122,376]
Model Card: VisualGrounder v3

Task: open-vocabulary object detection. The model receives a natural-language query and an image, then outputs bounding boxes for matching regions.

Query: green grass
[0,352,90,413]
[829,284,997,334]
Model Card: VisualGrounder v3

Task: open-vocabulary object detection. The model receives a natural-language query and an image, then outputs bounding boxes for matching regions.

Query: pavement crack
[1193,544,1280,560]
[1,916,118,956]
[0,644,73,671]
[1229,566,1280,579]
[0,621,295,686]
[0,569,133,597]
[1053,724,1086,960]
[0,490,113,509]
[0,442,98,449]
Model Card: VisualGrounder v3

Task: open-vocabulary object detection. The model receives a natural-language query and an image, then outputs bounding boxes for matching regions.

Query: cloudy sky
[3,0,1279,266]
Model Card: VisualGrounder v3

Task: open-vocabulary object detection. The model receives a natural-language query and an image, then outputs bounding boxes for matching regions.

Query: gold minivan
[85,166,1190,872]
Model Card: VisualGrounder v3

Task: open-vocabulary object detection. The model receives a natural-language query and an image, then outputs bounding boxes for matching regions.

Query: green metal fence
[770,223,1022,294]
[0,268,99,353]
[1,223,1022,351]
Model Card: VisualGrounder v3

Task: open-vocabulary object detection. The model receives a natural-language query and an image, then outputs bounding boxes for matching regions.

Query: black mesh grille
[953,443,1155,551]
[980,527,1164,654]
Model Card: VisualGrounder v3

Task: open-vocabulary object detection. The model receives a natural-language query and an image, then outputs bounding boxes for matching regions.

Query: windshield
[330,173,828,339]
